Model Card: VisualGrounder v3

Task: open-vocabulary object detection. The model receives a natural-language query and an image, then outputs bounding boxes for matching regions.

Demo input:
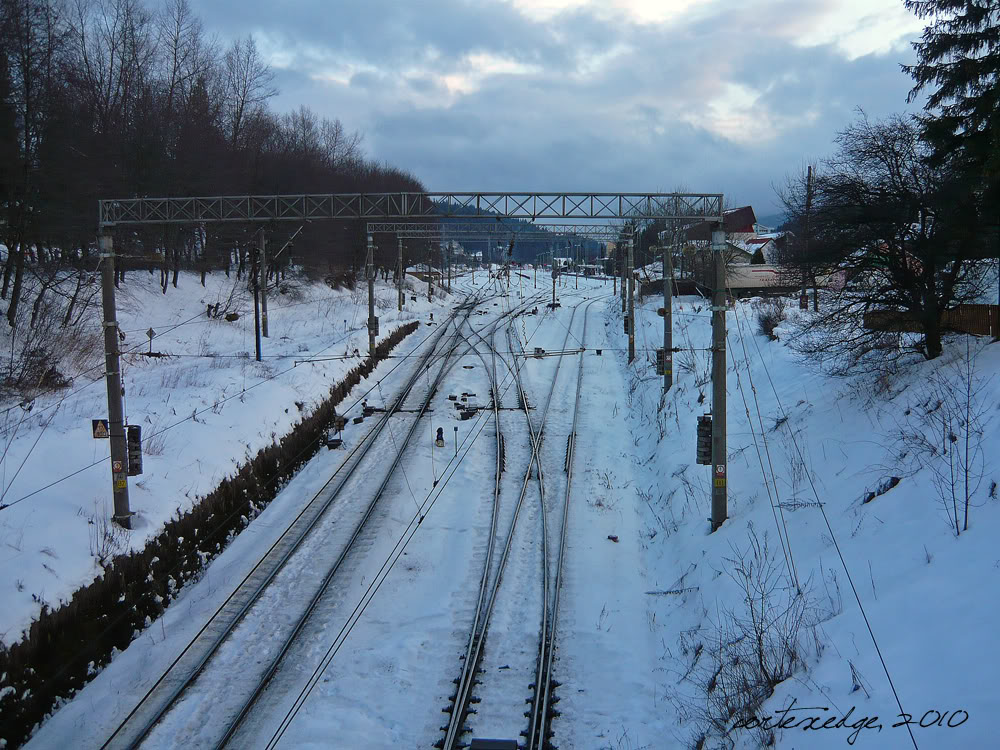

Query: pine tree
[902,1,1000,178]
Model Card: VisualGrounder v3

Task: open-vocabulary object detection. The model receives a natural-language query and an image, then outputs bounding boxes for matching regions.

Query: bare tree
[156,0,215,117]
[69,0,158,137]
[2,0,65,327]
[222,34,276,149]
[320,115,363,170]
[785,111,993,370]
[891,337,993,535]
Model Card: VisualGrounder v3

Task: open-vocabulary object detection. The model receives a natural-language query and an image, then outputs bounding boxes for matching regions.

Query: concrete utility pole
[252,244,262,362]
[367,233,376,356]
[397,237,404,311]
[627,237,635,363]
[440,244,445,295]
[711,226,728,531]
[99,233,132,528]
[621,243,627,313]
[259,228,269,337]
[663,242,673,392]
[801,164,813,311]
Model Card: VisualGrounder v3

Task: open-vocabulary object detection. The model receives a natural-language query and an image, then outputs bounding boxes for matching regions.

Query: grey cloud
[189,0,927,215]
[190,0,570,72]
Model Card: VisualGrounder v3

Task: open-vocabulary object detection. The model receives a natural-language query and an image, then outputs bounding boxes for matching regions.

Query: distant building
[679,205,757,244]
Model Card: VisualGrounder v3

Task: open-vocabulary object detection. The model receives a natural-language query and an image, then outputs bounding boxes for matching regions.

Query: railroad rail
[100,296,484,750]
[441,289,605,749]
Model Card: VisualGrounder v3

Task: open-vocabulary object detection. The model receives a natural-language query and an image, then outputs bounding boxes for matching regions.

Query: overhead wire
[0,312,438,512]
[265,288,601,747]
[727,294,800,591]
[13,309,464,707]
[735,295,919,750]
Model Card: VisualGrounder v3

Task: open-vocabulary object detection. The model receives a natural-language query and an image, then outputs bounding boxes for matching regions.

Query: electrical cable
[728,299,800,591]
[739,297,919,750]
[0,316,442,512]
[0,305,213,423]
[375,379,423,514]
[264,289,601,748]
[27,305,467,708]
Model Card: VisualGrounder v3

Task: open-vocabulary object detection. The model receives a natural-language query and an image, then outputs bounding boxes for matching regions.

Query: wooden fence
[863,304,1000,339]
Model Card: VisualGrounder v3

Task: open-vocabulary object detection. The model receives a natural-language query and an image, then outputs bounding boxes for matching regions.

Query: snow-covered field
[4,266,999,749]
[554,285,1000,750]
[0,266,450,646]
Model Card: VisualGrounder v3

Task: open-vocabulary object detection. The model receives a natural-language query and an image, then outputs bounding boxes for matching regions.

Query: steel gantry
[95,190,725,530]
[98,191,723,226]
[365,222,627,241]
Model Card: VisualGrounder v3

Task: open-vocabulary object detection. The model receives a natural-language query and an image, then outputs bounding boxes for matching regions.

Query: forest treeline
[0,0,426,330]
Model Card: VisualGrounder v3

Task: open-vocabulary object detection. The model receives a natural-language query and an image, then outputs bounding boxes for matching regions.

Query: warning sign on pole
[92,419,109,439]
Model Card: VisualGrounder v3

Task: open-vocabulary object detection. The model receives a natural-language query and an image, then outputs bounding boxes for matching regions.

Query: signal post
[710,226,727,531]
[98,233,132,528]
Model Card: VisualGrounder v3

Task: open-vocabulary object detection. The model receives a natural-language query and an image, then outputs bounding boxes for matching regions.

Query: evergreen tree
[903,1,1000,181]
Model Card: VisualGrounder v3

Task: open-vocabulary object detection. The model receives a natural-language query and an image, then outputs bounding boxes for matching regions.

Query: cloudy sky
[189,0,928,217]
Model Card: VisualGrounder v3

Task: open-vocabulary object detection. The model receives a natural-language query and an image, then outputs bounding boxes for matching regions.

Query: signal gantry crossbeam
[98,192,724,226]
[366,222,629,241]
[95,188,728,534]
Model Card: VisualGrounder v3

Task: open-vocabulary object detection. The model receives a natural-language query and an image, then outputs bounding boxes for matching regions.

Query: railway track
[98,295,489,750]
[441,291,607,750]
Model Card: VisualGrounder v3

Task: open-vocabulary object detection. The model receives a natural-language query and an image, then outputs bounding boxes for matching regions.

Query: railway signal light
[624,314,630,335]
[655,348,666,376]
[696,415,712,465]
[126,425,143,476]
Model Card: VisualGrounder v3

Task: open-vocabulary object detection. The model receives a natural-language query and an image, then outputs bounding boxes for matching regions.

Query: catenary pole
[620,244,626,313]
[627,237,635,362]
[259,228,269,337]
[711,225,728,531]
[99,233,132,528]
[252,243,262,362]
[663,241,673,392]
[367,233,376,356]
[397,236,404,311]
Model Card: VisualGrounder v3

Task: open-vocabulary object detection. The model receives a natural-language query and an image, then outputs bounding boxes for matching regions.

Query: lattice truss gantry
[366,222,629,241]
[98,192,724,227]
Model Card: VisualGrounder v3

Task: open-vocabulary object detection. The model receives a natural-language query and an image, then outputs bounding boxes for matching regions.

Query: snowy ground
[0,266,453,646]
[553,285,1000,750]
[6,266,1000,750]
